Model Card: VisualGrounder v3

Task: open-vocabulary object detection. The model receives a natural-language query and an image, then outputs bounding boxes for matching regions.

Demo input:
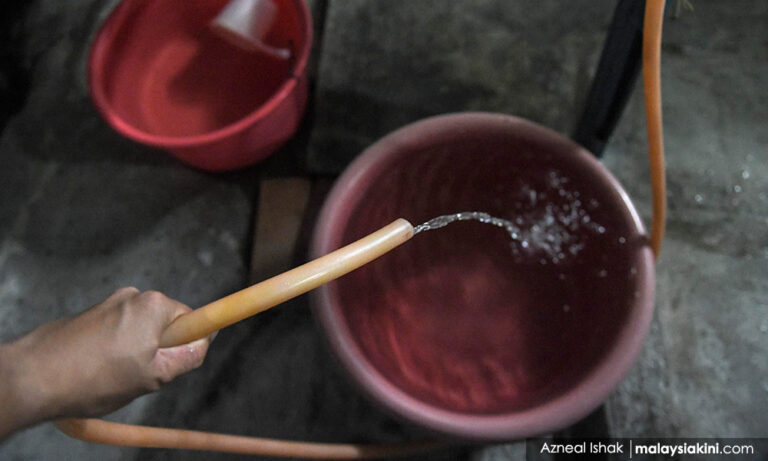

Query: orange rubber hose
[56,1,667,457]
[643,0,667,258]
[159,219,415,348]
[55,419,442,459]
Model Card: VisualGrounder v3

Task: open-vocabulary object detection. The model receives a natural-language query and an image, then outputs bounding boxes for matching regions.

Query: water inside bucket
[334,142,642,414]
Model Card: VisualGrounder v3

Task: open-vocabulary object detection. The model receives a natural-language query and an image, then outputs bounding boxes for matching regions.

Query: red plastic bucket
[312,113,655,440]
[88,0,312,170]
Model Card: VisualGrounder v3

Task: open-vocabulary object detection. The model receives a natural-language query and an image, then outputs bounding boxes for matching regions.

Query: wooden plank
[249,177,312,284]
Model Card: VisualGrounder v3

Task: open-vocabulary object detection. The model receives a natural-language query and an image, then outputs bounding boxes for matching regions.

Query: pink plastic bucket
[312,113,655,440]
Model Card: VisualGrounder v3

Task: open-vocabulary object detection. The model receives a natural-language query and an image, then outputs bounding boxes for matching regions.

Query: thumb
[149,302,212,386]
[153,336,210,384]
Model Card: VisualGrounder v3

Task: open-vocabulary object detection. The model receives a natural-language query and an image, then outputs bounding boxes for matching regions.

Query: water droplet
[540,258,547,265]
[597,226,606,234]
[742,169,750,180]
[563,304,571,312]
[598,269,607,278]
[521,240,529,248]
[630,267,638,276]
[618,236,626,244]
[694,194,704,203]
[569,243,584,255]
[733,184,742,193]
[760,321,768,333]
[558,273,566,280]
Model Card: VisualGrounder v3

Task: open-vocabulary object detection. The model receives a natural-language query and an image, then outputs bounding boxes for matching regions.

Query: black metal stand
[572,0,646,157]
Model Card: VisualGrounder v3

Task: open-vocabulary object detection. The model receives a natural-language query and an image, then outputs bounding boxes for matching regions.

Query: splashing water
[414,212,520,238]
[414,209,595,263]
[412,170,607,264]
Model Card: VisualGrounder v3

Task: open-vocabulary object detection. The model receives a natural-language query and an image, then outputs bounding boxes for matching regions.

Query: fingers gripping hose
[56,0,666,456]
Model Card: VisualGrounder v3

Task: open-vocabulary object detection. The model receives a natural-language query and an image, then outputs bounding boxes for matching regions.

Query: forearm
[0,340,56,440]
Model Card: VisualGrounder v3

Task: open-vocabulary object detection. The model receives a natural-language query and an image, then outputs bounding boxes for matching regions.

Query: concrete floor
[1,0,766,460]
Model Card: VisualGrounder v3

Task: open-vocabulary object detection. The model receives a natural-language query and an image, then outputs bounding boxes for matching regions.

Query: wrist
[0,341,31,438]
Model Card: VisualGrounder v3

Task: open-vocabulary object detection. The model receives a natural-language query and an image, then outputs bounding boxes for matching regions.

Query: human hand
[0,288,211,438]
